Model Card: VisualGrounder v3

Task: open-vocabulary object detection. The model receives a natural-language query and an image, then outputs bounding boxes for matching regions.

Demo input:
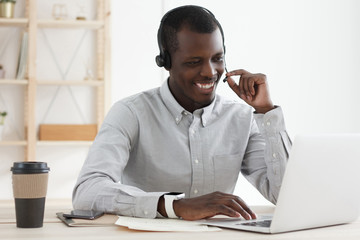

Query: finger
[226,76,241,97]
[216,204,241,218]
[226,69,251,77]
[208,192,256,219]
[248,78,256,96]
[213,193,253,220]
[227,199,252,220]
[238,75,246,100]
[242,76,252,101]
[234,197,257,219]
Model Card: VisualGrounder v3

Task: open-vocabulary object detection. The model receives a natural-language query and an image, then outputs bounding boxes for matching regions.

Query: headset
[155,5,226,71]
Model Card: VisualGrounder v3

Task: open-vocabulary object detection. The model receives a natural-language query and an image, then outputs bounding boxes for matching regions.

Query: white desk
[1,199,360,240]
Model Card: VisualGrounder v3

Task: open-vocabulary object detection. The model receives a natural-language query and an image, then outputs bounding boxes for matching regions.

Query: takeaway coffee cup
[11,162,50,228]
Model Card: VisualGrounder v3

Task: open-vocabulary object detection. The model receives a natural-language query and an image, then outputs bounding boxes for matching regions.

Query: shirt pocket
[212,153,243,193]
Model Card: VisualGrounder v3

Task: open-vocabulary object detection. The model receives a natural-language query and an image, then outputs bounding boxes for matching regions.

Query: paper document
[115,216,221,232]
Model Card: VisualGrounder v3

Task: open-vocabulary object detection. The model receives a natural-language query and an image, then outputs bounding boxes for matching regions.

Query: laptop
[201,134,360,233]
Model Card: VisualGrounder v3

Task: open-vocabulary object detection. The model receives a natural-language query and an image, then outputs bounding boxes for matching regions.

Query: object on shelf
[0,64,5,78]
[39,124,97,141]
[83,59,94,80]
[0,111,6,125]
[76,2,86,20]
[52,4,68,20]
[0,111,7,140]
[0,0,16,18]
[16,31,28,80]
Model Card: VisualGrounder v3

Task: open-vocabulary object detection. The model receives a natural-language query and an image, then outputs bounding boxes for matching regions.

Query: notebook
[201,134,360,233]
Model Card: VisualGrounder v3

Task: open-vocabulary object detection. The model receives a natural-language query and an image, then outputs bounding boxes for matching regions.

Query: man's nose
[200,61,217,78]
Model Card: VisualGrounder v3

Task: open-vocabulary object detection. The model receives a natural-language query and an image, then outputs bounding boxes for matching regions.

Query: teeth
[196,82,215,89]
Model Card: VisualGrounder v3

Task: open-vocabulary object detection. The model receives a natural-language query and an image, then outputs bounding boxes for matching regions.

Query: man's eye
[214,57,224,62]
[186,61,200,65]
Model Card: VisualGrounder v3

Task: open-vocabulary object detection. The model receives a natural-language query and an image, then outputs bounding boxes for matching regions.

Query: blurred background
[1,0,359,206]
[111,0,360,205]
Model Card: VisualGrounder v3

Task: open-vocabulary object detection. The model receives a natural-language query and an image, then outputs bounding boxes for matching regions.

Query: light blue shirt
[73,80,291,218]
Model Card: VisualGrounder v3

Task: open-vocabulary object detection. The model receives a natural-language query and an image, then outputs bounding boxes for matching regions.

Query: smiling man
[73,5,291,221]
[168,27,224,112]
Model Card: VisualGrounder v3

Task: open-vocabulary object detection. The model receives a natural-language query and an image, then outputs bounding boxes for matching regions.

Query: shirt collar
[160,80,185,124]
[160,79,216,127]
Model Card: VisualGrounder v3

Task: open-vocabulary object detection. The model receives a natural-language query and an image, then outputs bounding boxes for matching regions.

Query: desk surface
[1,199,360,240]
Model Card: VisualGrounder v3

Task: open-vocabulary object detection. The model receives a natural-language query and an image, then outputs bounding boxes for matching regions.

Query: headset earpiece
[155,50,171,69]
[162,51,171,69]
[155,55,165,68]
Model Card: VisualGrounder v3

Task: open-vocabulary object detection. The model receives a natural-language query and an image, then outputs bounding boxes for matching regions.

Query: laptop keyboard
[238,219,272,228]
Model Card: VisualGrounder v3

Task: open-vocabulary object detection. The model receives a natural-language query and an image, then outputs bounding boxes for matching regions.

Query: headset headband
[155,5,226,69]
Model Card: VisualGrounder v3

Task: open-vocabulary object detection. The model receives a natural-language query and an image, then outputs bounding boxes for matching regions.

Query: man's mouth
[195,82,215,89]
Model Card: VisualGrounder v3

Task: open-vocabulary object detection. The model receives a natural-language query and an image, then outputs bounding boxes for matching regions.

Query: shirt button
[144,210,148,215]
[194,159,199,164]
[191,129,195,135]
[272,153,277,158]
[266,121,271,126]
[194,189,198,194]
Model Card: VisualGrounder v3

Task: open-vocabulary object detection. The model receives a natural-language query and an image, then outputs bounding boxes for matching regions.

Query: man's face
[168,27,225,112]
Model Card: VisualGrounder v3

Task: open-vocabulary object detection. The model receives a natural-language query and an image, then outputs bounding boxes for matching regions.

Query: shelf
[0,79,28,85]
[0,79,103,86]
[36,80,104,86]
[0,141,93,147]
[37,141,93,146]
[0,0,111,161]
[38,20,104,29]
[0,19,104,29]
[0,141,27,146]
[0,18,28,27]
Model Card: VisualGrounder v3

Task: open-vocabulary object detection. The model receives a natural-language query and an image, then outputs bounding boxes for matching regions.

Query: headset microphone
[223,65,229,82]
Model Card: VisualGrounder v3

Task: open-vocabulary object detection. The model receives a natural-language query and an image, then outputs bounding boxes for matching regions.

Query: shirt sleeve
[240,106,292,204]
[72,101,167,218]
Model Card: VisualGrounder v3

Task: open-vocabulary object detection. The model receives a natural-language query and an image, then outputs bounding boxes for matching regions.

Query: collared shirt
[73,80,291,218]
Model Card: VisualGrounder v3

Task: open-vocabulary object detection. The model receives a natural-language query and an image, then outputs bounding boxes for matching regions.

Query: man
[73,5,291,221]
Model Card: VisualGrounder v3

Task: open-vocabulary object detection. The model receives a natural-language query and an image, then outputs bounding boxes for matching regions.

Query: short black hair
[161,5,222,54]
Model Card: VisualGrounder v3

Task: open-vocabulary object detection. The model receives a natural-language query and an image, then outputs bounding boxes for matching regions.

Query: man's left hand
[226,69,275,114]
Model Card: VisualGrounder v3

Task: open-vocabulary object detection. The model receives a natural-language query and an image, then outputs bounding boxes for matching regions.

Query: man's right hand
[159,191,257,221]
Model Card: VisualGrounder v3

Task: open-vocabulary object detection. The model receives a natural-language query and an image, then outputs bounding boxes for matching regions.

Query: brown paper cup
[11,162,50,228]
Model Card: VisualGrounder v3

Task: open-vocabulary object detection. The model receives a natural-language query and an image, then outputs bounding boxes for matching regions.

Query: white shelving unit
[0,18,28,27]
[0,0,111,160]
[36,80,104,86]
[0,79,28,85]
[38,19,104,29]
[36,141,93,147]
[0,141,27,146]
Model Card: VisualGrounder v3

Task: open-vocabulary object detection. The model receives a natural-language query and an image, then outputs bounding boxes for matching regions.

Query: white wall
[112,0,360,205]
[1,0,359,206]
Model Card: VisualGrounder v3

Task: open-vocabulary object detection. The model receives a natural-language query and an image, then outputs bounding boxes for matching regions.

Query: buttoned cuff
[253,106,286,137]
[115,191,167,218]
[137,192,168,218]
